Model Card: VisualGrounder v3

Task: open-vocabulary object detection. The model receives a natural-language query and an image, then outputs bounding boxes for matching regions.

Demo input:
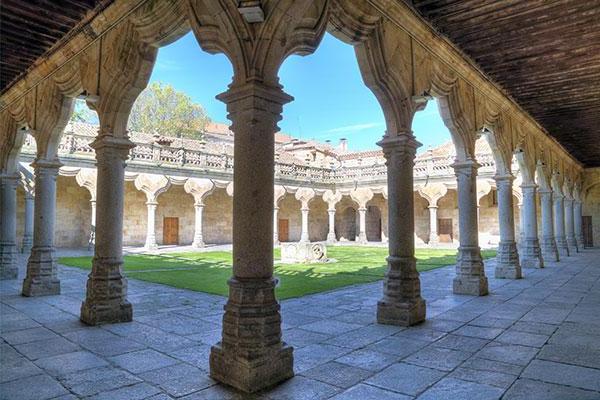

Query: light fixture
[238,1,264,23]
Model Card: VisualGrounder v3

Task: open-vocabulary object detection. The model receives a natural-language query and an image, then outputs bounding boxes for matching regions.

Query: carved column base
[357,233,367,244]
[192,240,205,249]
[80,258,132,325]
[576,235,585,250]
[22,247,60,296]
[540,237,559,262]
[495,241,522,279]
[555,236,570,257]
[0,243,18,280]
[377,256,426,326]
[566,236,578,253]
[519,238,544,268]
[21,237,33,255]
[326,233,337,243]
[144,243,158,251]
[453,246,488,296]
[210,277,293,393]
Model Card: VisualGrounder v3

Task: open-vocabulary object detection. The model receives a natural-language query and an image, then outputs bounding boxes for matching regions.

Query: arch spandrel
[131,0,191,48]
[327,0,381,45]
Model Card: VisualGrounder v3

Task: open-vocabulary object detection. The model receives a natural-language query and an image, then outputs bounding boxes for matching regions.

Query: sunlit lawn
[59,246,496,300]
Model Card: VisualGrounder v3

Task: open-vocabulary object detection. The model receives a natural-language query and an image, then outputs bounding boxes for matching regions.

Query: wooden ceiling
[0,0,112,93]
[406,0,600,167]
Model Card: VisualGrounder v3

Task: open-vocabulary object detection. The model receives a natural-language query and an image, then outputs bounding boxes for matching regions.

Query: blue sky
[150,32,451,152]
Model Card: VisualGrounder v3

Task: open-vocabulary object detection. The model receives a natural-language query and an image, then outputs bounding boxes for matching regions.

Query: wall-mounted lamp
[238,1,264,23]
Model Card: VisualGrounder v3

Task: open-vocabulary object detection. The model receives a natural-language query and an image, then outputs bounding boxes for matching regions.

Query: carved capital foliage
[188,0,327,86]
[274,185,286,206]
[0,111,20,173]
[483,112,514,177]
[322,189,342,209]
[295,187,316,207]
[31,79,75,161]
[417,183,448,207]
[75,168,98,200]
[437,77,478,162]
[184,177,215,205]
[551,172,564,195]
[131,0,190,47]
[134,173,171,203]
[350,187,374,208]
[80,21,158,136]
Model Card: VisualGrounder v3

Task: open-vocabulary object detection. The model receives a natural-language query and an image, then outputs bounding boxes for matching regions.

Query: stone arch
[154,183,195,246]
[277,192,302,242]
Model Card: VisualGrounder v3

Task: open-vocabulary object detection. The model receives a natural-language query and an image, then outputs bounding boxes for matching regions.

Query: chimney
[338,138,348,154]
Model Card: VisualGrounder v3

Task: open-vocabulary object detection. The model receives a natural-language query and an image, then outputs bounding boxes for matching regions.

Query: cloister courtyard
[2,0,600,399]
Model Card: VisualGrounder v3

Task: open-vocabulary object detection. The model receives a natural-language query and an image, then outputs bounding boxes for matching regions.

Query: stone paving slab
[0,249,599,399]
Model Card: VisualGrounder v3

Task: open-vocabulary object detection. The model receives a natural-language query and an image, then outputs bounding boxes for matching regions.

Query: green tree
[128,82,211,139]
[70,99,97,124]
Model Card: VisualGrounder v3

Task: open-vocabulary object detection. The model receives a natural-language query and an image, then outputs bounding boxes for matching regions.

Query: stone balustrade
[20,131,502,185]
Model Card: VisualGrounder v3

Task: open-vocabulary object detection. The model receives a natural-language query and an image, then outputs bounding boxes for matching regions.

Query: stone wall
[278,194,302,242]
[437,189,459,242]
[55,176,91,247]
[204,187,233,244]
[414,193,429,243]
[336,196,358,241]
[308,197,328,242]
[123,180,148,246]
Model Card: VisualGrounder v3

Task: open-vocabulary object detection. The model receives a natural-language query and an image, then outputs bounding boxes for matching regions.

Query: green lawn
[59,246,496,300]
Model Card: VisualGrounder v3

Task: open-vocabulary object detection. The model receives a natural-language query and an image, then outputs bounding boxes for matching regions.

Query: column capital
[217,81,293,108]
[451,159,480,176]
[31,158,63,172]
[0,173,20,187]
[377,133,420,152]
[494,174,515,185]
[146,201,158,207]
[427,205,439,210]
[520,183,538,192]
[90,135,135,160]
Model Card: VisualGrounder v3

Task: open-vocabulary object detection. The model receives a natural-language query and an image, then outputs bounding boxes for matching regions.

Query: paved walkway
[1,249,599,399]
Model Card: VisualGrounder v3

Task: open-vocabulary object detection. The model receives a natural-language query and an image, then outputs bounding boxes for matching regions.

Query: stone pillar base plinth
[555,237,570,258]
[495,241,522,279]
[567,237,578,253]
[0,245,17,280]
[210,343,293,393]
[453,275,489,295]
[210,277,293,393]
[519,238,544,269]
[326,233,336,243]
[80,300,132,326]
[377,298,426,326]
[22,248,60,296]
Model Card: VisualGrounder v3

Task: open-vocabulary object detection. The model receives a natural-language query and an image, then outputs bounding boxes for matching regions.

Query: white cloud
[320,122,383,135]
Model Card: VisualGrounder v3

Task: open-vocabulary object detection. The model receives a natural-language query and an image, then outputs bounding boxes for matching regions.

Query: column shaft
[22,160,62,296]
[539,190,559,261]
[553,194,569,257]
[494,176,522,278]
[428,206,439,245]
[452,160,488,295]
[564,199,578,253]
[574,201,584,249]
[88,200,96,250]
[192,204,205,248]
[357,207,367,243]
[21,194,34,254]
[144,202,158,250]
[300,207,309,243]
[376,135,425,326]
[209,82,293,393]
[0,175,19,279]
[327,209,336,243]
[520,184,543,268]
[80,136,134,325]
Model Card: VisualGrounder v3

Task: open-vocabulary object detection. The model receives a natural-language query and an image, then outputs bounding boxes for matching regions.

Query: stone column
[574,200,584,249]
[357,207,367,243]
[452,160,488,295]
[209,82,293,392]
[192,203,205,248]
[144,201,158,250]
[553,193,569,257]
[81,136,134,325]
[0,174,19,279]
[428,206,439,245]
[376,135,425,326]
[22,160,62,296]
[273,207,280,244]
[87,199,97,250]
[494,175,522,278]
[520,184,544,268]
[539,190,559,261]
[564,198,578,253]
[300,206,310,243]
[327,208,336,243]
[21,193,34,254]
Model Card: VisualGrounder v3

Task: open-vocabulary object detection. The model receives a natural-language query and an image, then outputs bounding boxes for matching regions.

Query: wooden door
[583,216,593,248]
[278,219,289,242]
[438,218,453,243]
[163,217,179,245]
